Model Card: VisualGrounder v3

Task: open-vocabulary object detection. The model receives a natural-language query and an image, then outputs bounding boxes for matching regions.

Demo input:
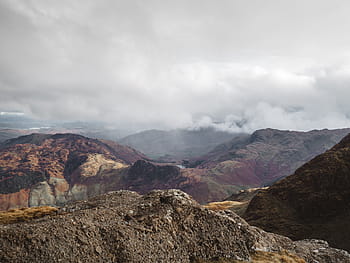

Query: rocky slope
[1,189,349,263]
[244,133,350,252]
[190,128,350,188]
[98,139,149,164]
[0,134,209,210]
[119,127,239,161]
[0,133,148,210]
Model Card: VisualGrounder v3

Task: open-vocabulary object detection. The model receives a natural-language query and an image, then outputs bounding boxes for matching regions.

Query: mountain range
[0,133,204,210]
[119,127,239,161]
[1,128,350,209]
[193,128,350,184]
[0,133,142,210]
[1,127,350,260]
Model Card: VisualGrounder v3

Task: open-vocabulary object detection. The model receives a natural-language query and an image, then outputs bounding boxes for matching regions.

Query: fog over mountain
[2,0,350,132]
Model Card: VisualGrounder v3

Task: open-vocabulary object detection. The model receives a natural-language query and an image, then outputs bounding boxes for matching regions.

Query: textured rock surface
[0,189,349,263]
[0,189,30,210]
[28,181,56,207]
[244,133,350,252]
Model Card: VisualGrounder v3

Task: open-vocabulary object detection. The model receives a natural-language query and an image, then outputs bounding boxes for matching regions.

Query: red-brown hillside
[0,133,204,210]
[0,133,147,210]
[190,128,350,187]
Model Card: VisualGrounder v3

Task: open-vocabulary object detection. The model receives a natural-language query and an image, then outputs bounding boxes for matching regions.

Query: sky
[2,0,350,132]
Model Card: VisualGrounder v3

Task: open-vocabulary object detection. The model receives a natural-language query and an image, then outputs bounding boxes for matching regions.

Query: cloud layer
[2,0,350,132]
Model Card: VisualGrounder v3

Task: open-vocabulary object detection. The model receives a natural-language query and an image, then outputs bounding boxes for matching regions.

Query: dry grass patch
[203,201,244,211]
[0,206,58,224]
[250,250,306,263]
[192,250,305,263]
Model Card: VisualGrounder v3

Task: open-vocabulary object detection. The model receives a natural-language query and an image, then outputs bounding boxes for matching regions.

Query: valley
[1,127,350,210]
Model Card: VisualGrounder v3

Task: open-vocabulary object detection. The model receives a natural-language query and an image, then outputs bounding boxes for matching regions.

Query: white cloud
[1,0,350,132]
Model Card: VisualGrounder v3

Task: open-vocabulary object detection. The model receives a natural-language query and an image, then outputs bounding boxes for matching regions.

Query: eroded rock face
[0,189,349,263]
[244,133,350,252]
[29,181,55,207]
[0,189,30,210]
[0,134,145,210]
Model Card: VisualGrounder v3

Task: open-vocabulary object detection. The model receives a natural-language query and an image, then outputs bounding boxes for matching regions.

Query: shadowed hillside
[244,133,350,252]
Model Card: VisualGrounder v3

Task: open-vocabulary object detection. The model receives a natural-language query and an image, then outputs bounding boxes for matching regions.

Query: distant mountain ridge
[119,127,241,160]
[191,128,350,187]
[0,129,34,143]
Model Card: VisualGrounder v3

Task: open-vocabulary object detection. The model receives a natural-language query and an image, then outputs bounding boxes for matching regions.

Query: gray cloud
[1,0,350,132]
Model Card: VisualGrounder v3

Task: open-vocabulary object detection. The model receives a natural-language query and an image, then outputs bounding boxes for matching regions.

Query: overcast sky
[2,0,350,132]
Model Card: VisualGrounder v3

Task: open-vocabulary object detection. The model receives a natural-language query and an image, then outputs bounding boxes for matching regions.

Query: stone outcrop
[0,189,349,263]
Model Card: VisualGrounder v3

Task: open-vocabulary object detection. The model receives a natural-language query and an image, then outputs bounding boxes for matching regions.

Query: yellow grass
[203,201,244,211]
[80,153,128,177]
[0,206,58,224]
[250,250,306,263]
[192,250,305,263]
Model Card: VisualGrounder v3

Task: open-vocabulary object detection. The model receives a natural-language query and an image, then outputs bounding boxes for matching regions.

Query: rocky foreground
[1,189,349,263]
